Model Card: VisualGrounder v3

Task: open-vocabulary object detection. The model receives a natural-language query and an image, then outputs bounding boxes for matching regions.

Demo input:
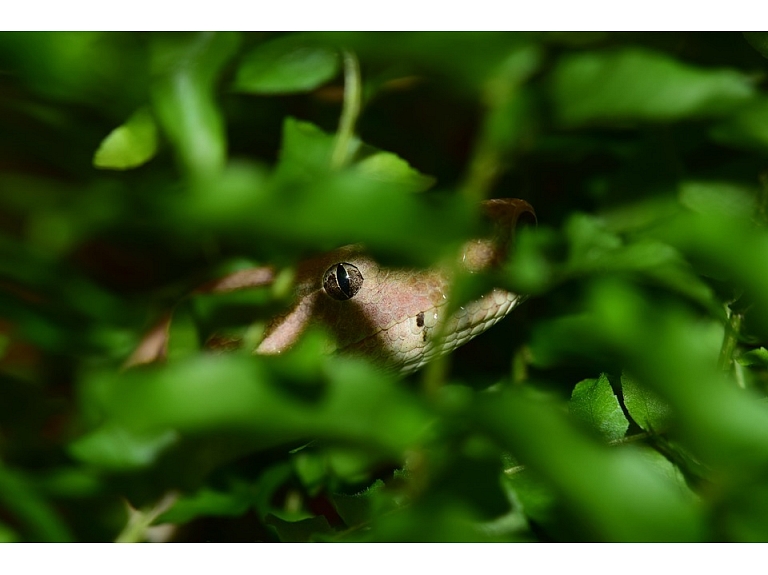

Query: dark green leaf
[744,32,768,59]
[265,513,334,542]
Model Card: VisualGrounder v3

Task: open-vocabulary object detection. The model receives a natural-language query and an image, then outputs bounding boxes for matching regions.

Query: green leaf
[744,32,768,59]
[679,180,756,220]
[234,36,339,94]
[0,522,19,543]
[478,389,703,541]
[569,373,629,442]
[93,108,159,170]
[330,479,387,527]
[68,425,179,470]
[150,32,240,180]
[710,98,768,153]
[265,513,334,542]
[353,151,435,193]
[737,347,768,368]
[275,117,349,180]
[551,48,755,126]
[156,482,253,524]
[0,462,74,542]
[621,372,673,433]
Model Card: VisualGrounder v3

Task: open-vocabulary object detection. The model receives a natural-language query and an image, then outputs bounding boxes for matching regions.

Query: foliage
[2,31,768,542]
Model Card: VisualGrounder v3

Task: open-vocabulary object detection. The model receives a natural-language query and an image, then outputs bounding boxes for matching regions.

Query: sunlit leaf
[93,108,159,170]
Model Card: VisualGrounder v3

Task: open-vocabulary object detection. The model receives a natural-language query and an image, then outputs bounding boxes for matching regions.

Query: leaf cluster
[2,32,768,542]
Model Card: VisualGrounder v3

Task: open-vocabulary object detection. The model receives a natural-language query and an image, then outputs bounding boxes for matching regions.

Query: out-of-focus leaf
[331,479,387,527]
[569,373,629,442]
[73,352,431,460]
[234,36,339,94]
[0,522,19,543]
[551,48,755,126]
[0,463,74,542]
[93,108,159,170]
[562,213,716,310]
[150,32,240,180]
[584,279,768,473]
[68,425,179,470]
[720,479,768,541]
[744,32,768,59]
[621,373,673,433]
[679,180,757,219]
[265,513,334,542]
[477,389,703,541]
[710,98,768,153]
[156,482,254,524]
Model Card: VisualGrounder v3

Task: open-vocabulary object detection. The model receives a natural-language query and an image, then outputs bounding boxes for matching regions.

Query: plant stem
[718,305,743,384]
[331,50,361,170]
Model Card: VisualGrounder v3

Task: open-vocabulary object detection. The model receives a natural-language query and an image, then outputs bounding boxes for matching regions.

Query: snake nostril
[323,262,364,300]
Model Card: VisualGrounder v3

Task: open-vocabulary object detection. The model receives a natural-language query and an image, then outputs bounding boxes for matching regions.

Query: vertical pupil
[336,264,351,297]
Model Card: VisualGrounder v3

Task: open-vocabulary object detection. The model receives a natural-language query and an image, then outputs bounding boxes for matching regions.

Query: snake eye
[323,262,364,300]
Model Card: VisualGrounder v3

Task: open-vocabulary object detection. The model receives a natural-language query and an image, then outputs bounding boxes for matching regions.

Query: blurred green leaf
[150,32,240,180]
[234,36,339,94]
[68,425,179,471]
[265,513,334,542]
[743,32,768,59]
[93,108,159,170]
[0,463,74,542]
[551,48,756,126]
[157,481,254,524]
[569,373,629,442]
[679,180,756,219]
[710,98,768,153]
[478,389,703,541]
[8,31,768,543]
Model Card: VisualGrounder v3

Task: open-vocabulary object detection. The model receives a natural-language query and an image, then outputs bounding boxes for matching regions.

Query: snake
[127,198,535,375]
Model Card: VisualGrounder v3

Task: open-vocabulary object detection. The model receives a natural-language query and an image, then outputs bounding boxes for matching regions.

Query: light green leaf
[679,181,756,219]
[275,117,343,179]
[353,151,435,192]
[569,373,629,442]
[68,425,179,470]
[737,347,768,368]
[622,372,673,433]
[552,48,755,126]
[151,32,240,180]
[234,36,339,94]
[93,108,158,170]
